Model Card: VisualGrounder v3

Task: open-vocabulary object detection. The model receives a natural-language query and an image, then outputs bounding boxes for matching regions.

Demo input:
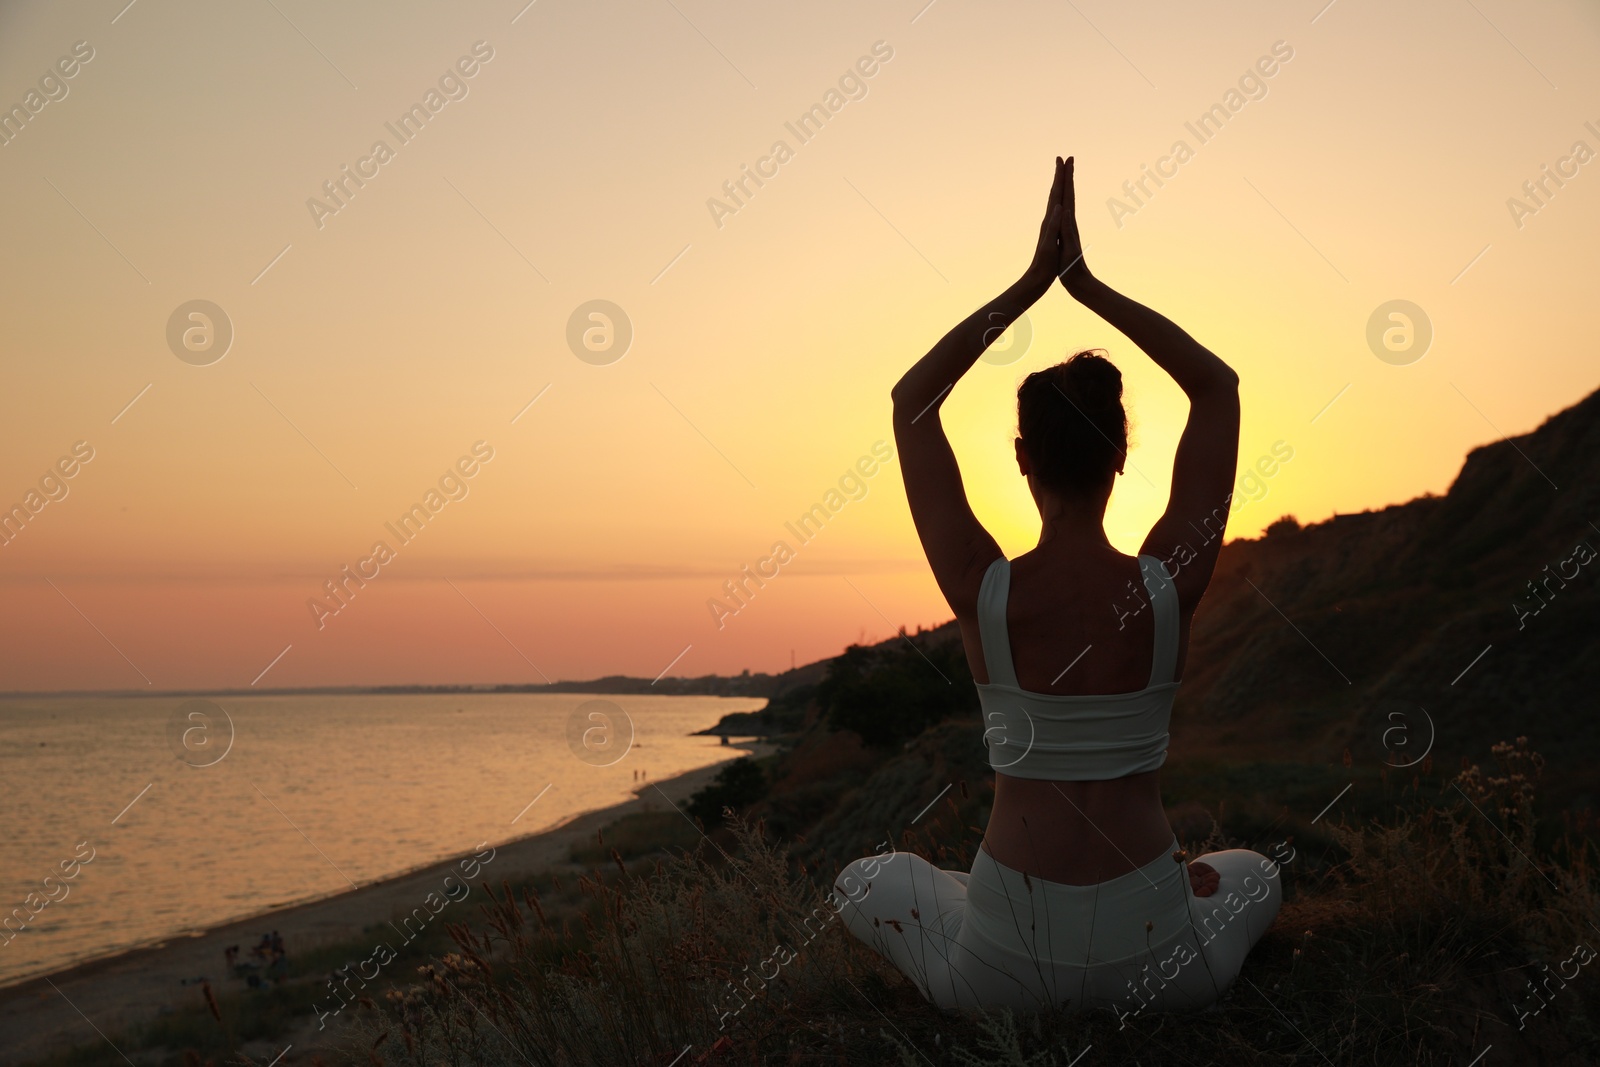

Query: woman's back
[962,543,1188,694]
[965,543,1191,885]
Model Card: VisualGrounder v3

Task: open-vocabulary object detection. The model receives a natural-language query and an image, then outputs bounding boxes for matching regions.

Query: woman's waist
[985,773,1174,885]
[993,768,1164,810]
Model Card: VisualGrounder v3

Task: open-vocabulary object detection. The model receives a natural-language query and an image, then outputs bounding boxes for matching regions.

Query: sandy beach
[0,740,774,1066]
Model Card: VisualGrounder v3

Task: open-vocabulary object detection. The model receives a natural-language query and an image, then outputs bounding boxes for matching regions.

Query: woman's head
[1015,350,1128,500]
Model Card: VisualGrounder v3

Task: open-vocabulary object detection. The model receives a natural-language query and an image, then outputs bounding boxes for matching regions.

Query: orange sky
[2,0,1598,691]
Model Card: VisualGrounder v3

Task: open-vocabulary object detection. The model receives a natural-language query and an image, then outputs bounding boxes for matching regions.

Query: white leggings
[832,837,1281,1019]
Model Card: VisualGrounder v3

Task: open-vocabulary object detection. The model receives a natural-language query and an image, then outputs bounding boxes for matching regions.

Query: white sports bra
[974,554,1180,781]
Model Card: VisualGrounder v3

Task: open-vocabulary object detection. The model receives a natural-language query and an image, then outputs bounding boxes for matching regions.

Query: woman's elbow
[889,373,918,406]
[890,379,924,417]
[1195,362,1239,396]
[890,392,920,431]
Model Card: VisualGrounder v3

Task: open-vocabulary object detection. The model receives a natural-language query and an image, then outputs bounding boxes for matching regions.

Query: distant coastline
[0,672,786,701]
[0,631,872,741]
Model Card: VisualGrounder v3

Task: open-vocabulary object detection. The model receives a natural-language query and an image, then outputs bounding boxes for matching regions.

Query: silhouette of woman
[832,156,1282,1016]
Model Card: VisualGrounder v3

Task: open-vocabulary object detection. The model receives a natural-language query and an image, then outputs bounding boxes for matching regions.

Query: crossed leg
[832,851,972,1005]
[1182,847,1283,994]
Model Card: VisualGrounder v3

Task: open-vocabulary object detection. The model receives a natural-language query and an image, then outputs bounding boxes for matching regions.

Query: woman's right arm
[1053,158,1240,604]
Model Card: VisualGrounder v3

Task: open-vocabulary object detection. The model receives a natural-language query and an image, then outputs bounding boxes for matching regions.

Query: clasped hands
[1024,155,1095,300]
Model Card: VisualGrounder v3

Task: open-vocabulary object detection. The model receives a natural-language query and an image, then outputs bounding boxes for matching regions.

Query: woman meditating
[833,156,1281,1016]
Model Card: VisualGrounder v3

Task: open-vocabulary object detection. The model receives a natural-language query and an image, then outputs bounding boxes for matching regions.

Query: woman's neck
[1033,492,1114,552]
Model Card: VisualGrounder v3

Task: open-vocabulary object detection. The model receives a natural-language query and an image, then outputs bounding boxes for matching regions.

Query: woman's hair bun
[1061,351,1122,405]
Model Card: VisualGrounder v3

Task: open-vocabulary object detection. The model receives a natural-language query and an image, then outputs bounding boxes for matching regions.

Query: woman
[832,156,1281,1017]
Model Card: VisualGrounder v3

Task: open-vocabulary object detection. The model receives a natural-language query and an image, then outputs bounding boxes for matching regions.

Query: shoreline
[0,739,775,1066]
[0,804,599,997]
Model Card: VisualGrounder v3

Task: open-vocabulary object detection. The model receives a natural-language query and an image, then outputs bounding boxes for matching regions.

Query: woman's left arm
[889,157,1068,615]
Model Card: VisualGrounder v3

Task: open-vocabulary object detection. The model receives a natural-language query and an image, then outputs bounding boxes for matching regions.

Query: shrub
[686,756,768,824]
[1265,514,1301,537]
[820,636,975,747]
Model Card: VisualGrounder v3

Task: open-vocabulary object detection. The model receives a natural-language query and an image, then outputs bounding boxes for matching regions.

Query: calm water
[0,692,764,987]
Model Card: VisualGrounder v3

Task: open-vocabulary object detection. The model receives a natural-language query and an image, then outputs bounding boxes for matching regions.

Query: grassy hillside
[330,730,1598,1065]
[1177,386,1600,813]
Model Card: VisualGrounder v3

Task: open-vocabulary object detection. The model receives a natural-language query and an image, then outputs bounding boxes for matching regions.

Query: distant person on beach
[834,156,1280,1015]
[268,930,288,983]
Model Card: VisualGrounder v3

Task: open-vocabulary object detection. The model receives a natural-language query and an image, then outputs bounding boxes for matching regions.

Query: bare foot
[1188,860,1220,897]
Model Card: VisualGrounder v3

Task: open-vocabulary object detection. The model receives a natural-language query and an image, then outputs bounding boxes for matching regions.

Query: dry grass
[311,737,1599,1066]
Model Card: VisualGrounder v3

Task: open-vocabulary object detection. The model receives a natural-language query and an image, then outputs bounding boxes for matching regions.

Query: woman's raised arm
[891,158,1070,415]
[1054,157,1240,603]
[888,158,1072,615]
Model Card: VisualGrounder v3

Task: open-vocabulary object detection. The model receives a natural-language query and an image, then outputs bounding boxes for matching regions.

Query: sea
[0,691,765,988]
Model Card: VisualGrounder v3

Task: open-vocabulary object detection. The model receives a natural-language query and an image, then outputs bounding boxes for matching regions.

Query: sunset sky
[2,0,1597,691]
